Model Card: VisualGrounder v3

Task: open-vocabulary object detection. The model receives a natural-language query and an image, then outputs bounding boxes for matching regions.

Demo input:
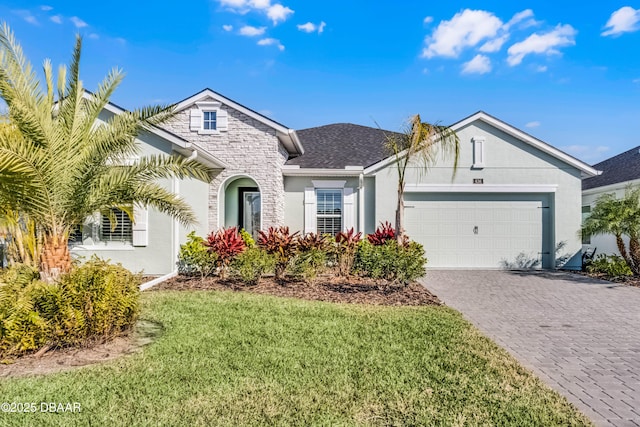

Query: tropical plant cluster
[585,254,633,277]
[0,257,140,357]
[177,223,427,286]
[582,185,640,275]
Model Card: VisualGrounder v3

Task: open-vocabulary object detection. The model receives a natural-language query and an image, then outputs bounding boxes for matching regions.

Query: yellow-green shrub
[0,257,140,357]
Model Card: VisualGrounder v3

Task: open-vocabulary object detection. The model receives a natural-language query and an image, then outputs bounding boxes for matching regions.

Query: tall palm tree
[385,114,460,244]
[582,186,640,275]
[0,23,211,279]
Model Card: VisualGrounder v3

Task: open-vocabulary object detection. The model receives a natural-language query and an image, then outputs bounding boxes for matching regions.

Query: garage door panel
[405,196,543,268]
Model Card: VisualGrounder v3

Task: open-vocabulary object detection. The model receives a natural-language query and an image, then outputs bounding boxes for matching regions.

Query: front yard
[0,290,591,426]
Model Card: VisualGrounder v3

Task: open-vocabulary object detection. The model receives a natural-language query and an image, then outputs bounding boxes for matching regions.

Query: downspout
[358,173,365,233]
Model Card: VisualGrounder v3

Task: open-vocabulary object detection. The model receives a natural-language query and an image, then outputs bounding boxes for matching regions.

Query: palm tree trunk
[615,234,635,274]
[628,235,640,275]
[40,233,71,282]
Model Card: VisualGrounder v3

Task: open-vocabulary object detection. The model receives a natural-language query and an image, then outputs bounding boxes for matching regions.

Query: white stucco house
[70,88,599,274]
[581,146,640,257]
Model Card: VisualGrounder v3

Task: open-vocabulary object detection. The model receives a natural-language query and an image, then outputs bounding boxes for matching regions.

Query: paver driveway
[423,270,640,427]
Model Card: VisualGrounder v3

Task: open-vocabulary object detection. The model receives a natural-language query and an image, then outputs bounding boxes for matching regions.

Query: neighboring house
[71,89,599,274]
[581,146,640,257]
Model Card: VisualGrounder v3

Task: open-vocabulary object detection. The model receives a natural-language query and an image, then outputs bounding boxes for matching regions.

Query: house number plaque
[473,178,484,184]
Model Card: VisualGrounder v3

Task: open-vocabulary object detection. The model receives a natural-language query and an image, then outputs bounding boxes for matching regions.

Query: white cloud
[461,54,491,74]
[423,16,433,24]
[88,33,99,39]
[70,16,88,28]
[40,5,53,11]
[602,6,640,36]
[258,37,285,50]
[507,24,576,66]
[219,0,247,7]
[297,21,326,34]
[525,121,541,128]
[50,14,62,24]
[504,9,535,30]
[239,25,266,36]
[267,4,293,24]
[633,78,640,84]
[14,10,38,25]
[479,34,508,52]
[422,9,503,58]
[249,0,270,8]
[536,65,548,72]
[222,24,233,31]
[218,0,293,24]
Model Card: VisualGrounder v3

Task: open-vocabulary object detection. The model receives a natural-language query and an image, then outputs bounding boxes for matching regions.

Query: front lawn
[0,291,591,426]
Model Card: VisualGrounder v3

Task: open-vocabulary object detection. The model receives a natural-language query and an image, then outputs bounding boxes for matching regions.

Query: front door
[239,188,261,238]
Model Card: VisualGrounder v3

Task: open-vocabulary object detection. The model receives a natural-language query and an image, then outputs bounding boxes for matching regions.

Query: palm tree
[385,114,460,244]
[0,23,211,279]
[582,186,640,275]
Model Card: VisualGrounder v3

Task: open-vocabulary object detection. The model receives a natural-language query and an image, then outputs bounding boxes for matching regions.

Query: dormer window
[189,101,228,134]
[203,111,217,130]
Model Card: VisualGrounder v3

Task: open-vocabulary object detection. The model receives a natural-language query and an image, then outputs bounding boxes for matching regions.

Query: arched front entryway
[219,176,262,238]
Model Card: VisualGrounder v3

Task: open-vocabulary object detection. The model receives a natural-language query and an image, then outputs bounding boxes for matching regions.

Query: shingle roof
[286,123,400,169]
[582,146,640,190]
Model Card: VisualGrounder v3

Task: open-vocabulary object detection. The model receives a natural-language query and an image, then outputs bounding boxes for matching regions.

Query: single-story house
[581,146,640,256]
[71,89,599,274]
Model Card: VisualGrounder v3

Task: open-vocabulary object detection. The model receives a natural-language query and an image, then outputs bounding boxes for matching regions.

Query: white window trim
[315,188,344,236]
[304,180,356,234]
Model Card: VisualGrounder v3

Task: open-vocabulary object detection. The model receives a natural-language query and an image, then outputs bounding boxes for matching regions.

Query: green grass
[0,291,591,426]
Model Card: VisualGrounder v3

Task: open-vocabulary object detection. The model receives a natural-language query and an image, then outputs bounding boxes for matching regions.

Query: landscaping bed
[154,275,441,306]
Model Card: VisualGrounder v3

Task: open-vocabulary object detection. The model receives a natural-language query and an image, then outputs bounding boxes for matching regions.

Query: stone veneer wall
[163,96,289,231]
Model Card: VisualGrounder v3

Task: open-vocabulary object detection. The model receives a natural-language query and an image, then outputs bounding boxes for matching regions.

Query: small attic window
[189,101,228,134]
[203,111,217,130]
[472,136,485,169]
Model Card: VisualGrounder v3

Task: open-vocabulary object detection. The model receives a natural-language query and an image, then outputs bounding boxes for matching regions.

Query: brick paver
[423,270,640,427]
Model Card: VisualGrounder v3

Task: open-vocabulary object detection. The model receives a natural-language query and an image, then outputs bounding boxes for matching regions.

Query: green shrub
[289,248,328,281]
[0,258,140,357]
[586,254,633,277]
[177,231,217,279]
[230,248,275,285]
[355,240,427,285]
[239,228,256,248]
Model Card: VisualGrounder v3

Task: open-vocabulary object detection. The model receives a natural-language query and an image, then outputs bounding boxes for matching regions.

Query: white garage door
[404,196,543,268]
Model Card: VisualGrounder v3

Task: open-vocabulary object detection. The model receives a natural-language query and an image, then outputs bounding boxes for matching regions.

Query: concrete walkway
[423,270,640,427]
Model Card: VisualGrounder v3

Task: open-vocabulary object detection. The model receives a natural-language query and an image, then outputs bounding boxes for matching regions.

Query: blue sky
[1,1,640,164]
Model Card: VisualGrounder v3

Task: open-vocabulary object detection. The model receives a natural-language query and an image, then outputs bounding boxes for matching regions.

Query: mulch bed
[153,275,442,307]
[574,271,640,287]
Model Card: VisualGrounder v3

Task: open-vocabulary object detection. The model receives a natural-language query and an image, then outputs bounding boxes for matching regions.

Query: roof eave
[174,88,303,156]
[282,166,364,177]
[90,93,227,169]
[451,111,600,177]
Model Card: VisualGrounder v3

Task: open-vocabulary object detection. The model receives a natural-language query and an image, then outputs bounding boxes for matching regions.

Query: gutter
[282,165,365,177]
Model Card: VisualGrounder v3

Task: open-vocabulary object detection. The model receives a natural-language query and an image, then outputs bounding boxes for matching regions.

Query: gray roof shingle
[582,146,640,190]
[286,123,400,169]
